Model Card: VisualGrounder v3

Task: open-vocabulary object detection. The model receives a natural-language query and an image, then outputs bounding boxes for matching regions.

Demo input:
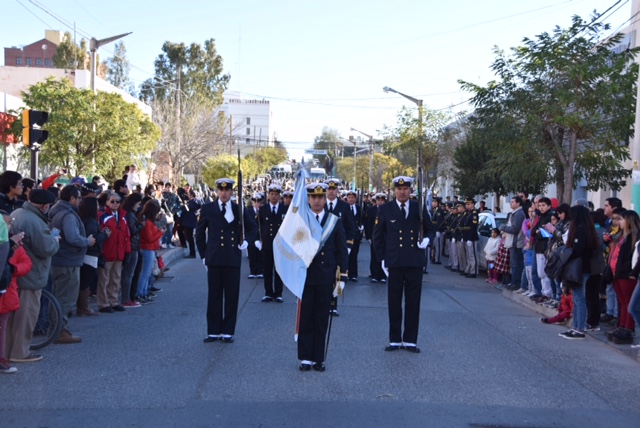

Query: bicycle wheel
[30,288,63,350]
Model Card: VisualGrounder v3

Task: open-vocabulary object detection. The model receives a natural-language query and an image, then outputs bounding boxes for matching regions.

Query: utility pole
[229,115,233,153]
[175,68,181,180]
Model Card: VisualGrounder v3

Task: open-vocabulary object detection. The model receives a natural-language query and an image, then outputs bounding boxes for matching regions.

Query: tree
[201,154,259,188]
[20,77,159,181]
[312,126,342,174]
[138,39,230,105]
[52,32,88,69]
[379,105,451,186]
[459,14,639,203]
[244,147,288,175]
[336,153,411,192]
[103,41,135,96]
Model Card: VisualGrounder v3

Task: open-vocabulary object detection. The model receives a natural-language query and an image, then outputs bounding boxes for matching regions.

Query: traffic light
[22,109,49,147]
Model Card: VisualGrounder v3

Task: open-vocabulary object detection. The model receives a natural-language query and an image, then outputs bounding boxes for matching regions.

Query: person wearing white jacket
[484,228,501,283]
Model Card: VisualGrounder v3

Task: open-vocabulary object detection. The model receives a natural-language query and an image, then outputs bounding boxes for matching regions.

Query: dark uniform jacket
[459,209,479,242]
[364,205,379,240]
[326,198,356,249]
[306,210,348,286]
[196,200,257,267]
[372,200,437,268]
[348,203,363,240]
[257,203,288,248]
[452,212,464,241]
[431,206,446,232]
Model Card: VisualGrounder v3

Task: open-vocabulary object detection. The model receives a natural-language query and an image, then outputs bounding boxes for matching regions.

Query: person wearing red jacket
[96,192,131,313]
[541,287,573,325]
[0,222,32,374]
[135,200,165,304]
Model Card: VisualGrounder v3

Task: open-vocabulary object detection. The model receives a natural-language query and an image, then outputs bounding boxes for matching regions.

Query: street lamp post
[351,127,374,192]
[90,32,132,93]
[382,86,424,183]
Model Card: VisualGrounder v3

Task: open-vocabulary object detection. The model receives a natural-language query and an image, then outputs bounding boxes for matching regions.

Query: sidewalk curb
[501,288,640,362]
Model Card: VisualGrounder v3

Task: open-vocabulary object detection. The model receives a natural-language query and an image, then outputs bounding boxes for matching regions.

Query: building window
[246,128,250,135]
[246,117,251,125]
[45,59,52,67]
[26,58,32,66]
[16,58,22,65]
[35,58,42,66]
[246,138,250,145]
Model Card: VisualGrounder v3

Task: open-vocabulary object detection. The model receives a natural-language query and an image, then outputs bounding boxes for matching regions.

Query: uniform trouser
[6,288,41,360]
[298,282,332,363]
[348,239,360,278]
[449,239,458,269]
[464,241,477,275]
[388,267,423,345]
[248,242,263,275]
[457,241,467,273]
[369,241,383,280]
[444,237,450,258]
[432,232,442,263]
[207,266,240,336]
[263,249,283,298]
[183,227,196,256]
[51,265,81,321]
[97,260,123,308]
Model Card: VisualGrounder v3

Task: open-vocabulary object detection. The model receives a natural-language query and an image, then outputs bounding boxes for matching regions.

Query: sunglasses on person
[108,199,121,204]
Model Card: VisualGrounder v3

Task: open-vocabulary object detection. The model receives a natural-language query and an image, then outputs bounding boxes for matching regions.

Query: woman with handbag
[135,200,166,305]
[607,210,640,344]
[558,205,599,340]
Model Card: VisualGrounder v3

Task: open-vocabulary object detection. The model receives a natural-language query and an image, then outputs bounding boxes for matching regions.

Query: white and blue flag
[274,169,322,299]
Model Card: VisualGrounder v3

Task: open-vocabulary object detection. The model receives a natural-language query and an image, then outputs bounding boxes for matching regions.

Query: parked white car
[476,212,508,271]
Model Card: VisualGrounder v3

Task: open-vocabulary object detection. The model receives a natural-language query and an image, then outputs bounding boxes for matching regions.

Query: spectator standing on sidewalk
[484,228,500,284]
[499,196,526,291]
[121,193,144,308]
[48,185,97,343]
[6,189,59,363]
[136,200,165,305]
[78,197,110,314]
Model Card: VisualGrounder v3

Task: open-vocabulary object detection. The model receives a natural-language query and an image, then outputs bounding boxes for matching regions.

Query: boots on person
[54,327,82,344]
[76,288,98,316]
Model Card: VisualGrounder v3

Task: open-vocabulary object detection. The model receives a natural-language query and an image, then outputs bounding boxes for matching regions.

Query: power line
[15,0,52,28]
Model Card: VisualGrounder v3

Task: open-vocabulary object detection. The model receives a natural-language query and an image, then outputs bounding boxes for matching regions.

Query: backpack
[545,245,573,279]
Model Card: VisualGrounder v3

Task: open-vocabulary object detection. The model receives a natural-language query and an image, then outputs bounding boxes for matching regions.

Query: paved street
[2,241,640,427]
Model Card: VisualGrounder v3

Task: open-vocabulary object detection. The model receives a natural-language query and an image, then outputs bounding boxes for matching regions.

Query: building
[217,91,275,155]
[4,30,63,69]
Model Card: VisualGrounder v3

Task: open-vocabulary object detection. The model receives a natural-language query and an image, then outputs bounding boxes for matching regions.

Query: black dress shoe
[465,274,477,278]
[203,336,219,343]
[385,345,401,351]
[221,336,234,343]
[98,306,114,314]
[261,296,274,303]
[330,309,339,317]
[404,346,421,353]
[112,305,125,312]
[299,363,312,371]
[275,297,284,303]
[185,254,196,259]
[350,277,359,282]
[313,363,326,372]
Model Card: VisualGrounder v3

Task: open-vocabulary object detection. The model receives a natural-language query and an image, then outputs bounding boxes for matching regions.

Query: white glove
[368,239,371,244]
[436,231,441,238]
[202,258,207,272]
[359,225,364,232]
[347,248,351,255]
[452,238,456,243]
[238,240,248,250]
[255,241,262,251]
[333,281,345,298]
[417,238,430,249]
[466,240,473,247]
[381,260,389,277]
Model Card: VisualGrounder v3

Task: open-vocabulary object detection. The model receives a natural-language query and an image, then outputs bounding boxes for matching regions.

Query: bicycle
[30,288,63,350]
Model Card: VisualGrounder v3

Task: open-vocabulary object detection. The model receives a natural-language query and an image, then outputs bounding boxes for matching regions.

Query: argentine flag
[274,169,322,299]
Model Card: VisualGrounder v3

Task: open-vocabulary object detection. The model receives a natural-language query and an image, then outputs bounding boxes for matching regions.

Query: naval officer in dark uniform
[373,176,437,353]
[324,179,356,316]
[256,184,288,302]
[298,183,348,372]
[346,190,363,281]
[196,178,257,343]
[247,193,264,279]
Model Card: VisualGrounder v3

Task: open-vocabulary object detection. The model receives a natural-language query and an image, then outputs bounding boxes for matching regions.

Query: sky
[2,0,634,161]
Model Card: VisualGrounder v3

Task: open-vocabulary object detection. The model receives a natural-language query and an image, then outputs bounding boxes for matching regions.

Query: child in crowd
[484,228,500,284]
[541,287,573,325]
[494,232,510,290]
[0,213,31,374]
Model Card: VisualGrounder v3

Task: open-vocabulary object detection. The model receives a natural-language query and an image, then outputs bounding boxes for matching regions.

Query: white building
[217,91,275,155]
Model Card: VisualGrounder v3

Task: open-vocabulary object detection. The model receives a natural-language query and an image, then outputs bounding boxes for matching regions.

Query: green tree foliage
[459,14,639,203]
[313,126,342,173]
[52,32,88,69]
[103,41,135,96]
[201,154,259,188]
[20,77,159,181]
[138,39,230,106]
[244,147,288,175]
[336,153,411,192]
[379,105,450,182]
